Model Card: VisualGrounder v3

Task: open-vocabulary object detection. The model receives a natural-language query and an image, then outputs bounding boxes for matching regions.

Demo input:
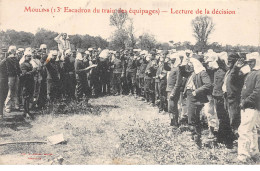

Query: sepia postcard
[0,0,259,165]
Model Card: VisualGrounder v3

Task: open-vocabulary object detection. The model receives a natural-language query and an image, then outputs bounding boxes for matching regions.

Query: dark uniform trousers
[63,72,76,100]
[159,79,167,112]
[100,71,111,95]
[155,81,160,101]
[112,73,122,94]
[138,77,145,97]
[91,68,101,97]
[20,62,35,114]
[47,79,61,101]
[186,90,204,140]
[224,95,241,135]
[135,75,141,96]
[38,67,47,109]
[144,78,155,103]
[76,76,89,101]
[23,77,34,114]
[18,76,24,107]
[214,96,234,146]
[126,71,136,94]
[0,77,8,116]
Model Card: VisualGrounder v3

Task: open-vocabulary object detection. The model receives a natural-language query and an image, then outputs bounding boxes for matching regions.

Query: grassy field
[0,95,259,165]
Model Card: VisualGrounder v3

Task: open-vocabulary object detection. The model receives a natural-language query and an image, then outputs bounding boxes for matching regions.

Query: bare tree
[109,10,128,30]
[191,15,215,51]
[125,18,136,48]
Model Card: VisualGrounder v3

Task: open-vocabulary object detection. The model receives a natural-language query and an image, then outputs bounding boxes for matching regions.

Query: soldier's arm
[195,70,212,96]
[16,59,22,75]
[243,72,260,108]
[75,60,87,73]
[20,63,35,76]
[0,58,6,65]
[171,68,182,97]
[54,33,62,44]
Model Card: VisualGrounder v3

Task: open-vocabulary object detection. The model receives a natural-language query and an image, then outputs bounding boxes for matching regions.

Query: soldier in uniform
[99,50,110,96]
[212,53,233,148]
[134,50,142,98]
[20,49,37,118]
[120,49,128,95]
[223,53,246,140]
[75,49,89,101]
[17,48,26,108]
[54,33,71,61]
[38,44,48,108]
[84,50,92,97]
[125,47,138,96]
[0,48,9,119]
[138,51,148,101]
[30,48,43,109]
[5,46,21,113]
[111,50,124,95]
[44,50,61,102]
[89,48,101,97]
[144,51,158,105]
[165,53,183,127]
[155,52,162,105]
[184,58,212,148]
[157,51,168,113]
[62,49,76,100]
[237,52,260,162]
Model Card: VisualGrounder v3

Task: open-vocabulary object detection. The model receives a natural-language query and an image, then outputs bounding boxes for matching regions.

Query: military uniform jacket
[155,63,167,83]
[20,61,35,82]
[6,55,21,77]
[112,58,124,74]
[213,68,226,97]
[0,59,8,79]
[139,62,148,78]
[241,70,260,110]
[45,61,59,80]
[63,57,75,74]
[126,56,137,73]
[75,59,87,80]
[145,60,158,79]
[226,65,245,102]
[166,67,182,95]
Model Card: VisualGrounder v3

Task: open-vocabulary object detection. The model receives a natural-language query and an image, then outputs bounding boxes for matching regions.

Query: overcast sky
[0,0,259,46]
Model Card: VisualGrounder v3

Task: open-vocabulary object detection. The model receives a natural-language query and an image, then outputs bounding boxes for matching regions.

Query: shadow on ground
[32,100,120,117]
[0,113,33,131]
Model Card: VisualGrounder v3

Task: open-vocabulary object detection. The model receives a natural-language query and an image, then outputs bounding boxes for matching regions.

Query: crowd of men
[0,32,259,163]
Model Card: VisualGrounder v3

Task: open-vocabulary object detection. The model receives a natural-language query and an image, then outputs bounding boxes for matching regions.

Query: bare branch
[191,15,215,47]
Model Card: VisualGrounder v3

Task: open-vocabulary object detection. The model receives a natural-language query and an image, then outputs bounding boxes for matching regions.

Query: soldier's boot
[208,126,216,139]
[194,134,202,149]
[170,115,179,128]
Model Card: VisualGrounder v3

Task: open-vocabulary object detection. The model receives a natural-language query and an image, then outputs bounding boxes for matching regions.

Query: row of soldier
[0,41,259,163]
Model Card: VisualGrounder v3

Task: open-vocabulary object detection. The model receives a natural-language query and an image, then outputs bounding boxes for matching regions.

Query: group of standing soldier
[0,32,260,163]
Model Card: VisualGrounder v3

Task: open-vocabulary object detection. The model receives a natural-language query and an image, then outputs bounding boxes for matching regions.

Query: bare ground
[0,95,259,165]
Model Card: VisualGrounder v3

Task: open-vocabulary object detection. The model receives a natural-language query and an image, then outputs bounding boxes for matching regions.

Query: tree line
[0,28,109,50]
[109,12,259,53]
[0,14,259,53]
